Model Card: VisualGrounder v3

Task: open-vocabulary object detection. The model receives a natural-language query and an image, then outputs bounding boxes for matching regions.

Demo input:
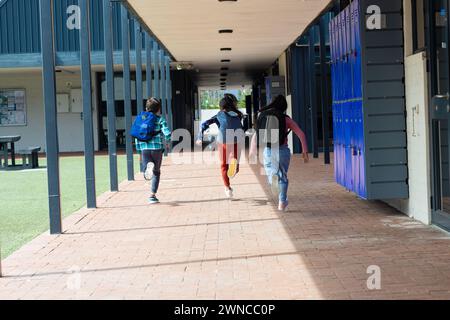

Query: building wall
[0,70,99,153]
[0,0,132,55]
[384,1,432,225]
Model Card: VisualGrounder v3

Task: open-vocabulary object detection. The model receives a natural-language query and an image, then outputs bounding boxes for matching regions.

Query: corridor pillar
[80,0,97,207]
[39,0,62,234]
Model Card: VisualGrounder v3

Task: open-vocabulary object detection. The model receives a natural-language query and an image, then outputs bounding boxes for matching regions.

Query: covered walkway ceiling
[127,0,332,88]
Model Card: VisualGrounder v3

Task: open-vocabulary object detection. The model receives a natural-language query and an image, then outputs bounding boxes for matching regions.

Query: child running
[196,94,244,199]
[135,98,172,204]
[250,95,309,212]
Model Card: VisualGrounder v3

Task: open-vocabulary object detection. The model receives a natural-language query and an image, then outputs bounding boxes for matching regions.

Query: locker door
[350,0,359,195]
[338,12,344,186]
[344,7,352,191]
[330,18,338,182]
[335,14,341,185]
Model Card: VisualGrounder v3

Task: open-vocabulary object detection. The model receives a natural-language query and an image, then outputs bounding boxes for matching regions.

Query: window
[412,0,426,53]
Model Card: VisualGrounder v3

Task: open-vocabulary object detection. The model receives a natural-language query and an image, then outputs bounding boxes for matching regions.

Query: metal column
[80,0,97,208]
[121,5,134,181]
[160,52,168,156]
[103,0,118,191]
[153,41,160,100]
[135,21,143,113]
[39,0,62,234]
[145,33,153,99]
[319,16,331,164]
[166,56,173,131]
[160,49,167,120]
[309,27,319,159]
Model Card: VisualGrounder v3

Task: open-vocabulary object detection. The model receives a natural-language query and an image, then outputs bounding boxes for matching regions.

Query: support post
[145,33,153,99]
[153,41,160,99]
[80,0,97,208]
[309,27,319,159]
[320,16,331,164]
[40,0,62,234]
[166,56,173,132]
[122,5,134,181]
[103,0,118,191]
[160,51,167,120]
[160,52,168,155]
[135,21,143,113]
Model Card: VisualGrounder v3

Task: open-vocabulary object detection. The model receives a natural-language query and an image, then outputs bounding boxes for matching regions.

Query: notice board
[0,89,27,126]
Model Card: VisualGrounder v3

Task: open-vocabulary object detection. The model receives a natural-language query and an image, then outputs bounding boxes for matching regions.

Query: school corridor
[1,154,450,300]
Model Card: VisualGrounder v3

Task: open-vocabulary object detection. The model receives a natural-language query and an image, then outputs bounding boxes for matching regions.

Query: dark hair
[146,97,161,113]
[220,95,243,118]
[261,95,288,113]
[224,93,238,106]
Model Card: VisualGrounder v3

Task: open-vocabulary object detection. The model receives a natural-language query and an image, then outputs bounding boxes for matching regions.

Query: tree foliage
[200,89,252,110]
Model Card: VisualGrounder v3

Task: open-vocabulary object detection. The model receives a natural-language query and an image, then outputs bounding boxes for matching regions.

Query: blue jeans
[141,149,163,194]
[263,145,291,203]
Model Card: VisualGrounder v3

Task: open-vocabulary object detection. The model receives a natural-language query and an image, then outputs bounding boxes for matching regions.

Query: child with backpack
[132,97,172,204]
[250,95,309,212]
[196,94,244,199]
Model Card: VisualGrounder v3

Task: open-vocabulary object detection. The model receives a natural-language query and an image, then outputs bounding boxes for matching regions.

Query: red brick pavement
[1,153,450,300]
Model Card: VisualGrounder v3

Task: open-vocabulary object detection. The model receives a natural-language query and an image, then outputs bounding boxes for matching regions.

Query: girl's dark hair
[146,97,161,113]
[220,94,243,118]
[261,94,288,113]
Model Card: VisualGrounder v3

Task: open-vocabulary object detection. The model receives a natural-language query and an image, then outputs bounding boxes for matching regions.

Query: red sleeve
[286,117,309,153]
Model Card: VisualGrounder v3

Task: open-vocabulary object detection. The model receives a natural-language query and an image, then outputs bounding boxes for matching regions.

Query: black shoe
[148,196,160,204]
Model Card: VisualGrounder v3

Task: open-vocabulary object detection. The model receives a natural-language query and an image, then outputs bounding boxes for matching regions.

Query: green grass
[0,154,140,258]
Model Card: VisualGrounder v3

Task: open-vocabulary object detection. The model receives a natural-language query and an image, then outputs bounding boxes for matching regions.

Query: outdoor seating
[0,135,21,170]
[18,147,41,169]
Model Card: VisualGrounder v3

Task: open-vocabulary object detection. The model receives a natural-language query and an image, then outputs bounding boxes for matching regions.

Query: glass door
[430,0,450,230]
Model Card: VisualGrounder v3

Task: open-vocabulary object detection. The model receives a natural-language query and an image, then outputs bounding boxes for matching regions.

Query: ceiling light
[170,62,194,71]
[219,29,233,34]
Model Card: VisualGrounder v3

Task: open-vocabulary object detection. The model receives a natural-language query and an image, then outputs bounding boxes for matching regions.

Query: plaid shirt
[135,116,172,151]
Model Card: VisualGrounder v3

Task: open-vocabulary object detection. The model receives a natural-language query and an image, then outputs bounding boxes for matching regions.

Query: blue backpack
[131,111,160,142]
[216,111,244,144]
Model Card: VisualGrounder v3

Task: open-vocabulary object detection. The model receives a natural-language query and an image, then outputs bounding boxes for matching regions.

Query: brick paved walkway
[1,153,450,300]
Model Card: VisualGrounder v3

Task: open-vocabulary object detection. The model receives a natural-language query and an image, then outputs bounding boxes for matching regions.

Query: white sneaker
[271,174,280,196]
[225,188,233,199]
[144,162,154,181]
[278,201,289,212]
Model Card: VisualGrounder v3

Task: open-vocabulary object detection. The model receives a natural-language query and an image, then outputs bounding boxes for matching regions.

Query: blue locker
[330,18,338,182]
[350,0,358,195]
[337,13,345,186]
[330,0,406,200]
[336,16,341,186]
[344,7,352,191]
[344,8,349,190]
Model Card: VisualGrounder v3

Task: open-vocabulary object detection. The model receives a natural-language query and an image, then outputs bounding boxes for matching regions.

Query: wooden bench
[18,147,41,169]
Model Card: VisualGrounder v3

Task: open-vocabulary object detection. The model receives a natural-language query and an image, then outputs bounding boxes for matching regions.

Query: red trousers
[218,143,241,188]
